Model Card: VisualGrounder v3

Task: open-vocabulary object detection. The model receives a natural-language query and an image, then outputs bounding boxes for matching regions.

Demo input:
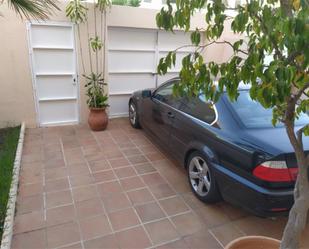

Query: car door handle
[167,112,175,119]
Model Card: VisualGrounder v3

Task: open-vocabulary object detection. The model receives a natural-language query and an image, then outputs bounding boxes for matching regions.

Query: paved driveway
[12,118,308,248]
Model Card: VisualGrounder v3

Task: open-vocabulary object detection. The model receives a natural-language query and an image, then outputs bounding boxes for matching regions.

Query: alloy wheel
[129,103,136,125]
[189,156,211,197]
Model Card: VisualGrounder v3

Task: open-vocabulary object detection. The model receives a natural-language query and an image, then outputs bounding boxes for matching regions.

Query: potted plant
[85,72,109,131]
[66,0,111,131]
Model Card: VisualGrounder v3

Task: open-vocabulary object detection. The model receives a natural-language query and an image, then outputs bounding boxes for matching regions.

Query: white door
[27,22,79,126]
[107,27,193,117]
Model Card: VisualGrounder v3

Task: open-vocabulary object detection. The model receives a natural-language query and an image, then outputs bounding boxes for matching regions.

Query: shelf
[38,97,77,102]
[108,48,156,53]
[36,72,74,77]
[109,92,133,96]
[109,71,155,75]
[32,46,74,50]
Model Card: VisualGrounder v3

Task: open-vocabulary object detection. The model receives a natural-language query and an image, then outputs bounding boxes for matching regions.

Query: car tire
[187,151,221,203]
[129,100,141,129]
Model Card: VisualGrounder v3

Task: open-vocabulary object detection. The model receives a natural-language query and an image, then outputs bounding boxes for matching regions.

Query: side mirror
[142,90,152,98]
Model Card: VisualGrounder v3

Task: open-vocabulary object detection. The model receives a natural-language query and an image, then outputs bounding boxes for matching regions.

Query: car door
[141,79,181,147]
[169,94,218,161]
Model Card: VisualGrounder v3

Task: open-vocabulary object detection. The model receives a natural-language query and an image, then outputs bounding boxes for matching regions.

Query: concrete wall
[0,3,231,128]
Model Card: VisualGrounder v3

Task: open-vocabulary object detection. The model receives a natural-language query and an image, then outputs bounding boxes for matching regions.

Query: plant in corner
[156,0,308,248]
[85,72,109,130]
[66,0,111,131]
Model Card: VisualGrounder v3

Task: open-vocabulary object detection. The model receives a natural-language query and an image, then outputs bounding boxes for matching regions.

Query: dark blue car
[128,78,309,217]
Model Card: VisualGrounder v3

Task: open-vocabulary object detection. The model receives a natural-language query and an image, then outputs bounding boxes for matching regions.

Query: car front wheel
[129,101,140,129]
[187,152,221,203]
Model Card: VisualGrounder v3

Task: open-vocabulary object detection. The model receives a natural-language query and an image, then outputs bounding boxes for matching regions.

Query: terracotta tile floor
[12,118,309,249]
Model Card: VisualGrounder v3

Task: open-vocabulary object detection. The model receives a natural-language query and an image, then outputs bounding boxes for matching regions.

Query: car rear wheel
[129,101,140,129]
[187,152,221,203]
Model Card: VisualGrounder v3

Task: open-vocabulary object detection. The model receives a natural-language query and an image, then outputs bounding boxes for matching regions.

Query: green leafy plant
[156,0,309,248]
[84,73,108,108]
[90,36,103,52]
[112,0,127,6]
[65,0,87,24]
[66,0,110,109]
[3,0,59,20]
[129,0,140,7]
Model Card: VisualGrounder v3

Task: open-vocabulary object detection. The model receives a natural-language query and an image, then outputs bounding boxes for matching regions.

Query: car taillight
[253,161,298,182]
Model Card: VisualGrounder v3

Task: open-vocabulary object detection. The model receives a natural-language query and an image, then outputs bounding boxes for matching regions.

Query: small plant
[112,0,127,6]
[129,0,140,7]
[84,73,108,108]
[90,36,103,52]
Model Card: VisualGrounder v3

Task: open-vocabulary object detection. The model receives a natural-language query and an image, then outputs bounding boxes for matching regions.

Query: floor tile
[75,198,104,219]
[127,155,149,165]
[108,208,140,231]
[121,148,141,157]
[79,214,112,240]
[60,242,83,249]
[93,170,116,183]
[18,182,43,198]
[155,239,188,249]
[14,211,45,234]
[89,159,111,172]
[46,204,75,227]
[45,167,68,181]
[108,157,131,168]
[16,195,44,214]
[115,226,151,249]
[103,193,132,212]
[145,152,165,162]
[114,166,137,179]
[84,234,118,249]
[210,222,245,246]
[127,188,154,205]
[144,218,179,245]
[120,176,145,191]
[183,229,222,249]
[46,221,81,249]
[134,163,156,175]
[97,181,123,198]
[195,205,231,228]
[85,153,106,163]
[135,202,166,222]
[45,178,70,192]
[70,174,94,187]
[67,162,90,176]
[141,173,166,186]
[104,149,123,159]
[72,185,98,202]
[159,196,189,216]
[46,190,73,209]
[149,184,176,199]
[12,229,46,249]
[171,212,203,236]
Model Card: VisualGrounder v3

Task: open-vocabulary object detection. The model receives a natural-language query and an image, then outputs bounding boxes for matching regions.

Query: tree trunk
[280,122,309,249]
[280,179,309,248]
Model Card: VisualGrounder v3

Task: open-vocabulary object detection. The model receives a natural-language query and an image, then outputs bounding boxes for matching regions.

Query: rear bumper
[213,164,294,217]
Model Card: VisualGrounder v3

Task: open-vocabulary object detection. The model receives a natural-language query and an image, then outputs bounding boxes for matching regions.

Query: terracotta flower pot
[88,107,108,131]
[225,236,280,249]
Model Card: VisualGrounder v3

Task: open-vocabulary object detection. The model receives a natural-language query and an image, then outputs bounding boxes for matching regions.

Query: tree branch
[297,124,309,151]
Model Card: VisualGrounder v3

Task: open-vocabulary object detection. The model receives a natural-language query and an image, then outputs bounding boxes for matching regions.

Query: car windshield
[227,90,309,128]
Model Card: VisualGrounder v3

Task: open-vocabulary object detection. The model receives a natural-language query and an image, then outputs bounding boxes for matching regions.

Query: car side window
[153,80,180,108]
[180,94,217,125]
